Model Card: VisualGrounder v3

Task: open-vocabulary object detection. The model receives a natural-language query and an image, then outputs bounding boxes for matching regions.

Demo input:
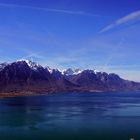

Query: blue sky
[0,0,140,81]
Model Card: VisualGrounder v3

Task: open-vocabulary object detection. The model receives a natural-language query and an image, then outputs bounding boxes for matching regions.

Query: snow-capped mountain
[0,60,139,94]
[62,68,83,76]
[15,60,98,76]
[17,59,42,70]
[62,68,101,76]
[45,66,53,74]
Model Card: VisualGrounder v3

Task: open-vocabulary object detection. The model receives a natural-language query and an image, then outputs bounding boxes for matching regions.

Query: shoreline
[0,90,104,98]
[0,89,104,98]
[0,92,50,98]
[0,90,139,98]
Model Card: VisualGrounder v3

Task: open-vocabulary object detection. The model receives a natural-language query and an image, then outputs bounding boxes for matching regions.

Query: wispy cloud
[102,38,125,70]
[19,53,43,60]
[100,10,140,33]
[0,3,100,17]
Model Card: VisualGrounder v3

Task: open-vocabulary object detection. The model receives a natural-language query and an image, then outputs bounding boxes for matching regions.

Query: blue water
[0,92,140,140]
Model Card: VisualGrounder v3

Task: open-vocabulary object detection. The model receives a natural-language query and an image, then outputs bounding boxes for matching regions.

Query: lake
[0,92,140,140]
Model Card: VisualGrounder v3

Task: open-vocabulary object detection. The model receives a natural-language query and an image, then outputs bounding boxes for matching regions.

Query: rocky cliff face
[0,60,139,93]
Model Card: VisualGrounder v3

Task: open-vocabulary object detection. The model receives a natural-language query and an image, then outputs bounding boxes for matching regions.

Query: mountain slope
[0,60,139,94]
[67,70,140,91]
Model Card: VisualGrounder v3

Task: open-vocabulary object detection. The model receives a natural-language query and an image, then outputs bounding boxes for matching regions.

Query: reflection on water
[0,92,140,140]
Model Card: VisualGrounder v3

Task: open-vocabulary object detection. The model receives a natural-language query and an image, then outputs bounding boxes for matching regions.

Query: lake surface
[0,92,140,140]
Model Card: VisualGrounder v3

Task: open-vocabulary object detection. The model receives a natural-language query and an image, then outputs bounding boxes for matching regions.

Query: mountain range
[0,60,140,95]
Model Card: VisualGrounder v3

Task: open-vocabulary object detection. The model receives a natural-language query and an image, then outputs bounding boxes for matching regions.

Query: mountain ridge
[0,60,139,96]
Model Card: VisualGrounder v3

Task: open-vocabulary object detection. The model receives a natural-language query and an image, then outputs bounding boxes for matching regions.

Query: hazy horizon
[0,0,140,82]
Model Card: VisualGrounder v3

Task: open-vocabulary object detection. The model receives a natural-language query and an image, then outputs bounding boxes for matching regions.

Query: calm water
[0,92,140,140]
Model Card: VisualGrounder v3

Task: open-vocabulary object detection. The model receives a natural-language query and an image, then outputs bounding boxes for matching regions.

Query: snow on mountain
[15,59,104,76]
[61,68,101,76]
[17,59,42,70]
[94,69,99,74]
[62,68,83,76]
[74,69,83,74]
[45,66,53,74]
